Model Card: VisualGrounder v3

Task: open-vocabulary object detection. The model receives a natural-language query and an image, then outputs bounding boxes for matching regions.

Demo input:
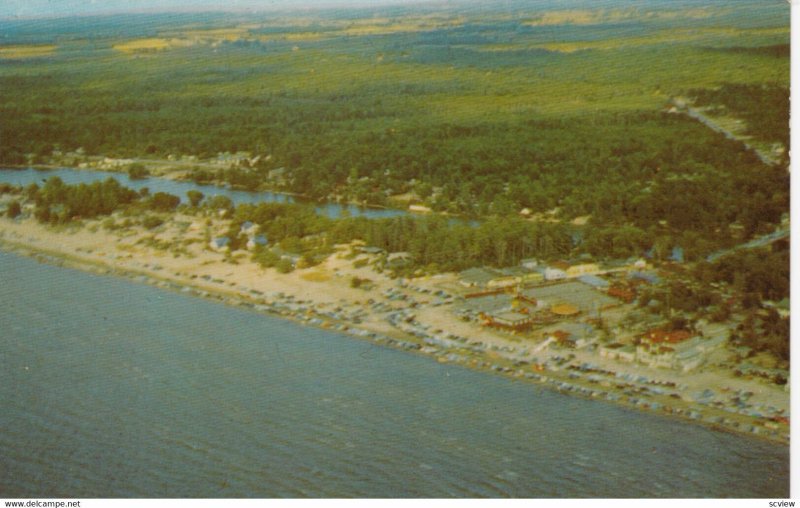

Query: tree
[149,192,180,212]
[127,163,149,180]
[276,258,294,273]
[6,200,21,219]
[187,190,204,208]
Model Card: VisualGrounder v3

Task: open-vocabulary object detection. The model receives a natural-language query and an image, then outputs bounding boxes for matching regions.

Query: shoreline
[1,164,476,220]
[0,226,789,446]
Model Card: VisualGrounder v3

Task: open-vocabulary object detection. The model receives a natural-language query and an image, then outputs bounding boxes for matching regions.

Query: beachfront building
[519,281,619,316]
[600,343,637,363]
[483,310,534,331]
[554,322,597,348]
[636,329,722,372]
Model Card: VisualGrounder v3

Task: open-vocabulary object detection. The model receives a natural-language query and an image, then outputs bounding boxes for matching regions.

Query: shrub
[6,200,21,219]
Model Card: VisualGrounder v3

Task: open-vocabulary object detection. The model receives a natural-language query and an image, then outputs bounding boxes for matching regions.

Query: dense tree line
[689,82,789,149]
[30,177,139,223]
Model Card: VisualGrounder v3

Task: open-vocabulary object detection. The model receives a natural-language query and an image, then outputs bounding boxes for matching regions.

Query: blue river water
[0,167,406,219]
[0,252,789,497]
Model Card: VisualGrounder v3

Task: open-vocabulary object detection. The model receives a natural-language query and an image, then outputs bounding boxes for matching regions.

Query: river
[0,167,407,219]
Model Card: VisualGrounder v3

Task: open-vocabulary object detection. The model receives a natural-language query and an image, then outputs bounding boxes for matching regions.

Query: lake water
[0,251,790,497]
[0,167,407,219]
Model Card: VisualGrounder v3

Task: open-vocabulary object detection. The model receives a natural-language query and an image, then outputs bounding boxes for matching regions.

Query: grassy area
[0,44,58,59]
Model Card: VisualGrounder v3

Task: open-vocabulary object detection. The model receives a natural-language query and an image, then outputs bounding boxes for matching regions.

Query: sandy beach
[0,208,789,445]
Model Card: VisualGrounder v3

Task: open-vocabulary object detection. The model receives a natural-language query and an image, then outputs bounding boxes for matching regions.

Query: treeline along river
[0,167,407,219]
[0,252,789,497]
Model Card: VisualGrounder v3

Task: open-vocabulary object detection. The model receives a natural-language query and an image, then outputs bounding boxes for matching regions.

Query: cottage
[408,204,432,213]
[544,267,567,281]
[240,221,259,235]
[209,236,230,252]
[520,258,539,270]
[358,246,385,255]
[246,235,268,250]
[387,252,412,268]
[599,343,624,359]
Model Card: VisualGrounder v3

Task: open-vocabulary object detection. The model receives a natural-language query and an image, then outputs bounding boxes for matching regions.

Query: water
[0,167,407,219]
[0,252,789,497]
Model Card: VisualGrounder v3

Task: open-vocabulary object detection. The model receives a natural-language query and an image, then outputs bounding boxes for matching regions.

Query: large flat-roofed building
[519,281,619,315]
[488,311,534,331]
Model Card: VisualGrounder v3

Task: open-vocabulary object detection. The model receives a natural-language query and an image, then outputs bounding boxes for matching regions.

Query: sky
[0,0,427,19]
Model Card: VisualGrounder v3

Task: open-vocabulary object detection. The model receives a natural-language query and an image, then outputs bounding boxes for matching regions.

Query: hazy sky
[1,0,424,19]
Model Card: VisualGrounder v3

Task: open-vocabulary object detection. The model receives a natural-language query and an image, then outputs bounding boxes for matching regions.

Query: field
[0,44,57,59]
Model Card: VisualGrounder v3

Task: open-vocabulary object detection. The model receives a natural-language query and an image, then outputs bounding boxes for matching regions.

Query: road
[672,99,779,167]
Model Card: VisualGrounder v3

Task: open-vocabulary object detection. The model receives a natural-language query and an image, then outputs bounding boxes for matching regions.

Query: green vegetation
[127,163,150,180]
[30,177,139,224]
[689,82,789,148]
[695,247,790,303]
[186,190,204,207]
[6,200,21,218]
[0,3,788,222]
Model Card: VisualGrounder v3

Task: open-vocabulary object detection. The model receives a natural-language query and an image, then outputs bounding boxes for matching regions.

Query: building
[635,329,714,372]
[544,267,567,281]
[556,322,597,348]
[246,235,268,250]
[459,267,504,288]
[409,204,432,213]
[519,281,618,314]
[358,246,385,255]
[551,303,580,318]
[578,274,609,289]
[566,263,600,278]
[240,221,259,235]
[487,274,519,289]
[549,330,575,347]
[608,285,636,303]
[485,311,534,331]
[209,236,230,252]
[387,252,412,268]
[629,271,661,285]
